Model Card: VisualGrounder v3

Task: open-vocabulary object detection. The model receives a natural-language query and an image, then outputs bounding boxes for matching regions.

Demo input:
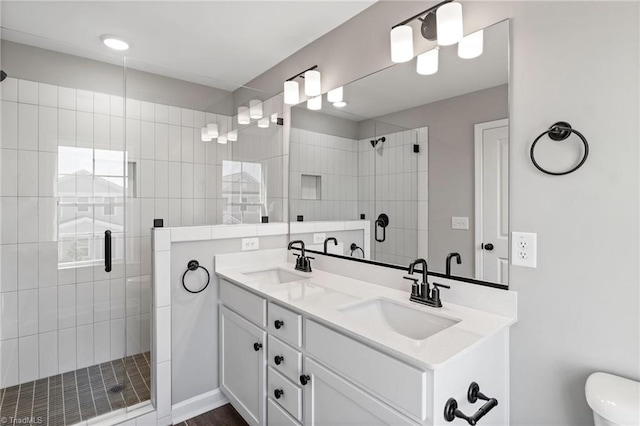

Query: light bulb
[333,101,347,108]
[228,130,238,142]
[238,106,250,125]
[201,128,212,142]
[101,35,129,51]
[390,25,414,63]
[218,134,227,144]
[304,70,321,96]
[284,80,300,105]
[206,123,218,138]
[307,95,322,110]
[258,117,270,128]
[417,48,439,75]
[436,2,463,46]
[271,113,278,123]
[249,99,263,120]
[458,29,483,59]
[327,87,343,103]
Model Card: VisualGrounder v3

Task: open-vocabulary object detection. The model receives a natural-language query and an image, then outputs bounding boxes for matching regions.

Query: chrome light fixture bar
[284,65,319,105]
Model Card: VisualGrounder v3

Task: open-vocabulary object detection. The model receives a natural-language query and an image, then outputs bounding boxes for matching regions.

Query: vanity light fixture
[327,86,344,103]
[228,130,238,142]
[206,123,218,139]
[284,80,300,105]
[304,70,322,96]
[200,127,212,142]
[218,134,228,144]
[238,106,250,125]
[458,29,484,59]
[389,0,463,61]
[307,95,322,111]
[249,99,263,120]
[270,113,279,123]
[258,117,270,128]
[101,35,129,51]
[283,65,319,105]
[416,48,439,75]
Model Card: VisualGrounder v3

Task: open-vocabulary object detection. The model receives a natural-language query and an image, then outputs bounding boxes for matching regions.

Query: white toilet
[585,372,640,426]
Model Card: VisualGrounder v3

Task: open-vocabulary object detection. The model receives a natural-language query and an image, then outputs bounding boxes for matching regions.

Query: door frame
[474,118,509,280]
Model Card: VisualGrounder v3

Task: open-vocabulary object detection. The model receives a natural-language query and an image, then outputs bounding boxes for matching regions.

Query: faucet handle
[403,276,419,283]
[433,282,450,289]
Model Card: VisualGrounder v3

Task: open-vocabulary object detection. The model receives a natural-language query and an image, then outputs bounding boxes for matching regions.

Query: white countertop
[216,258,516,370]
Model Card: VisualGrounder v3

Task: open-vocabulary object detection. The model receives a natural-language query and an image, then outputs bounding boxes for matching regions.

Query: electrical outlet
[313,233,326,244]
[242,237,259,251]
[451,217,469,230]
[511,232,537,268]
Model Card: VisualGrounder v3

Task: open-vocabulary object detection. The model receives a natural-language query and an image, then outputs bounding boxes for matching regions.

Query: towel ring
[182,260,210,294]
[530,122,589,176]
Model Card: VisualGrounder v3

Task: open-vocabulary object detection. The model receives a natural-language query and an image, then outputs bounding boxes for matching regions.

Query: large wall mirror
[288,20,510,286]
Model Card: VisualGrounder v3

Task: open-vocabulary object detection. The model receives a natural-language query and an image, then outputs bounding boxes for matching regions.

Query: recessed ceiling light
[101,35,129,51]
[333,101,347,108]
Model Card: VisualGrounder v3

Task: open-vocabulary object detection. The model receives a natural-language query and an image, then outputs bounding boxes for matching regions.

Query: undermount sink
[243,268,309,285]
[338,298,460,340]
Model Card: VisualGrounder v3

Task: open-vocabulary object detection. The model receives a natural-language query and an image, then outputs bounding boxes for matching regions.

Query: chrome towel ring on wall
[530,121,589,176]
[182,259,210,294]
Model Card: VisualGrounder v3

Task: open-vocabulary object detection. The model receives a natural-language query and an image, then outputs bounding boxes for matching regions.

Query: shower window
[222,160,264,224]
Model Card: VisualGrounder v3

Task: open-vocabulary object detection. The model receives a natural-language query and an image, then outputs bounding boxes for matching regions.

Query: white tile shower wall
[358,128,427,266]
[0,77,233,387]
[290,128,358,221]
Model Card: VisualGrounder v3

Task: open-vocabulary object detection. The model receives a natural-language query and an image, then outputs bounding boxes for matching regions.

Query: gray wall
[170,235,288,404]
[291,107,359,139]
[1,40,233,114]
[365,85,508,277]
[242,2,640,425]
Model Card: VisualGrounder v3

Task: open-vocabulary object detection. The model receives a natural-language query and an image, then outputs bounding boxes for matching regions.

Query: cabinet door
[220,306,266,425]
[303,358,418,426]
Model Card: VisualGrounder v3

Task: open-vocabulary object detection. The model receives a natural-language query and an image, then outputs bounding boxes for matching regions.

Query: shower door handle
[105,230,112,273]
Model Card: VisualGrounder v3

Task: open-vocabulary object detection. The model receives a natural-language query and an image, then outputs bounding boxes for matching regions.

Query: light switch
[451,217,469,230]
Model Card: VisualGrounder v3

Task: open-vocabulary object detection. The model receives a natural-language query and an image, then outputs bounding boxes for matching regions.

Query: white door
[303,357,417,426]
[474,119,509,284]
[220,306,266,425]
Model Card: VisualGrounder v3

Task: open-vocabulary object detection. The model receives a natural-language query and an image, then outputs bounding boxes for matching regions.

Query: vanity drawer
[304,319,427,421]
[268,367,302,421]
[220,280,266,327]
[268,302,302,347]
[268,335,302,384]
[267,398,301,426]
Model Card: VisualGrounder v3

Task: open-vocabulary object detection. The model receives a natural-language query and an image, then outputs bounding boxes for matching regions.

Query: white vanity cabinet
[218,278,509,426]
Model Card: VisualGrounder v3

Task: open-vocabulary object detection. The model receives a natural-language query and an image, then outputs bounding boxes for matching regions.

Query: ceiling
[0,1,375,91]
[305,20,509,121]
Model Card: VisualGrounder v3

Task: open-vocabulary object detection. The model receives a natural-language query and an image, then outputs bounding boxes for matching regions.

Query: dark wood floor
[174,403,248,426]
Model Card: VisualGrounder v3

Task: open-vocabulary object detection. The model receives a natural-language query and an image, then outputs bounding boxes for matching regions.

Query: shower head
[370,136,386,148]
[0,71,7,82]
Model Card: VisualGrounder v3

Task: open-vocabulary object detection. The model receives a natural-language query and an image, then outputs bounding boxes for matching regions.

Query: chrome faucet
[287,240,313,273]
[404,258,449,308]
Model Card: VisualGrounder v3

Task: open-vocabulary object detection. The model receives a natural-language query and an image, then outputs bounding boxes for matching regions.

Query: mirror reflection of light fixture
[249,99,263,120]
[258,117,270,128]
[327,87,344,103]
[436,2,463,46]
[389,0,464,62]
[390,25,414,63]
[304,70,322,96]
[228,130,238,142]
[307,95,322,111]
[458,29,483,59]
[206,123,218,138]
[218,134,228,144]
[201,127,212,142]
[284,81,300,105]
[416,48,439,75]
[238,106,250,125]
[271,113,278,123]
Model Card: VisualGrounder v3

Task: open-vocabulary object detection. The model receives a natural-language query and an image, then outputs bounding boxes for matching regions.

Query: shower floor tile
[0,352,151,426]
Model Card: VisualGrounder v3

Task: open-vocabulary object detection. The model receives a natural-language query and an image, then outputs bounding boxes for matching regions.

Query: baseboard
[171,388,228,423]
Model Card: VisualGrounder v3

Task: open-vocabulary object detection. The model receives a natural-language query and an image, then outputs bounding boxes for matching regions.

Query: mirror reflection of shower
[1,70,7,82]
[370,136,386,148]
